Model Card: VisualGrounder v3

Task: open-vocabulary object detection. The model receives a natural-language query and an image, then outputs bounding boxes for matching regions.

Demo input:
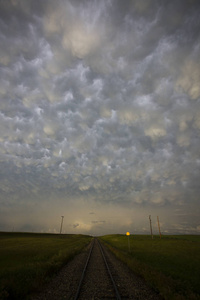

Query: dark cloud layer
[0,0,200,234]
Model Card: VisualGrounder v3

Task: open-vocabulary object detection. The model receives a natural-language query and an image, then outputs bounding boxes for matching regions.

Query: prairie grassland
[100,234,200,300]
[0,232,92,300]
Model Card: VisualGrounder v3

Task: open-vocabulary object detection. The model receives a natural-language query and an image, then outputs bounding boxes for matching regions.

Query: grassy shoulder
[0,232,92,300]
[99,234,200,300]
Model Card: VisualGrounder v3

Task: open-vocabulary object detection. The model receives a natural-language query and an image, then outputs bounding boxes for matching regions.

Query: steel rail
[97,239,122,300]
[73,238,95,300]
[74,238,121,300]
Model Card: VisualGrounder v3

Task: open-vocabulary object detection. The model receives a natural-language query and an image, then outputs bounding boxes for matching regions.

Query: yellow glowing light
[126,232,130,236]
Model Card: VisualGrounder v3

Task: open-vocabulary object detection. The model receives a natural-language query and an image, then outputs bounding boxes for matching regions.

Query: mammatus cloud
[0,0,200,234]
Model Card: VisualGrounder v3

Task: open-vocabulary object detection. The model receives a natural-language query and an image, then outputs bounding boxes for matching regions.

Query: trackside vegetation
[99,234,200,300]
[0,232,92,300]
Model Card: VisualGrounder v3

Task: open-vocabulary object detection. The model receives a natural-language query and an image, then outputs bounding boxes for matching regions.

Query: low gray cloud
[0,0,200,234]
[73,223,79,229]
[91,221,105,224]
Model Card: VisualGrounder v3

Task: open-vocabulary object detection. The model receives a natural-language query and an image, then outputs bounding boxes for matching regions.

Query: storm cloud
[0,0,200,235]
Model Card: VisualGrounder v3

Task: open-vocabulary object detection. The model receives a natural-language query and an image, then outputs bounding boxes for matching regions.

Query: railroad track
[74,238,125,300]
[31,238,163,300]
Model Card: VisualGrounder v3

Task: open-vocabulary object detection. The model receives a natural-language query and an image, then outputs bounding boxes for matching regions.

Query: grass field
[99,234,200,300]
[0,232,92,300]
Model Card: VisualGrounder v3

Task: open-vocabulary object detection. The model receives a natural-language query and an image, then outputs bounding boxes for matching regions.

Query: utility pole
[60,216,64,234]
[157,216,161,239]
[149,215,153,239]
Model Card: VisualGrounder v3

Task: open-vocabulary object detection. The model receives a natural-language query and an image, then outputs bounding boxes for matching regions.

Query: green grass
[99,234,200,300]
[0,232,92,300]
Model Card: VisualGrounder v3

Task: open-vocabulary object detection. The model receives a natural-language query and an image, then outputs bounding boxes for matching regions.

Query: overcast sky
[0,0,200,236]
